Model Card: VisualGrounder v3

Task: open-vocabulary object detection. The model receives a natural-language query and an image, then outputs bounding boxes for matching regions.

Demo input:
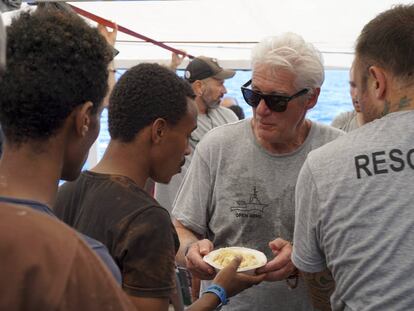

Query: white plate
[203,246,267,274]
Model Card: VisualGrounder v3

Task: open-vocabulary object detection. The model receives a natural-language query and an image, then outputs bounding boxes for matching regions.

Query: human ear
[75,101,94,137]
[193,80,204,96]
[305,88,320,110]
[368,66,387,100]
[151,118,168,144]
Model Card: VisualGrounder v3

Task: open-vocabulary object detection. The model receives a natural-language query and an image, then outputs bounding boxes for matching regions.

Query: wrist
[203,283,229,307]
[202,292,221,308]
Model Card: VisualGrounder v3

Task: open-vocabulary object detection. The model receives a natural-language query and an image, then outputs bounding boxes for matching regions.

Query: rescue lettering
[355,148,414,179]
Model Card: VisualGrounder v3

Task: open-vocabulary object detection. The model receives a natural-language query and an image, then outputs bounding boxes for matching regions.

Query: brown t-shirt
[55,171,180,298]
[0,203,133,311]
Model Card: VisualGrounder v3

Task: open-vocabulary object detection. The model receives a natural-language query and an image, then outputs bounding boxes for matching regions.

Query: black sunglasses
[241,79,309,112]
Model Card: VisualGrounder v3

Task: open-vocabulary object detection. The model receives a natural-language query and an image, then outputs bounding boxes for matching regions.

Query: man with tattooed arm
[292,4,414,311]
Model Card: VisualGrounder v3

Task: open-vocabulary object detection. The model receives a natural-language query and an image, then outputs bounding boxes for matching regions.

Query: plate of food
[203,246,267,274]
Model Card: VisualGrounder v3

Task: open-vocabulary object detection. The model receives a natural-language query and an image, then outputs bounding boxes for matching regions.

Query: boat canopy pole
[68,3,194,59]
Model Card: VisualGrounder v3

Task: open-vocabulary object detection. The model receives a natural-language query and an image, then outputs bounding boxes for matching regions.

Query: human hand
[256,238,297,282]
[185,239,216,280]
[213,256,265,298]
[97,23,118,47]
[170,50,186,70]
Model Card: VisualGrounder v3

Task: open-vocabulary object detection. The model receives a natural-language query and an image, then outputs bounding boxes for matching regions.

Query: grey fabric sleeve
[292,159,327,273]
[331,111,349,129]
[172,147,212,236]
[220,106,239,123]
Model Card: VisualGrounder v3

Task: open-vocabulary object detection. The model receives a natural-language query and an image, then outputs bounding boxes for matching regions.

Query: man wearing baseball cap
[155,56,238,213]
[184,56,236,85]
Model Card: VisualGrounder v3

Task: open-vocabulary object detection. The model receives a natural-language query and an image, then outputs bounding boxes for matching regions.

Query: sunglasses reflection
[241,79,308,112]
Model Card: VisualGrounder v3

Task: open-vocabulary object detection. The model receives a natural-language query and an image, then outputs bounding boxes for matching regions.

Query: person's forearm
[301,269,335,311]
[173,219,201,266]
[186,293,219,311]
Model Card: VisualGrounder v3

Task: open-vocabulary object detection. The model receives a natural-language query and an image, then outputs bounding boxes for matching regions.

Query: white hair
[251,32,324,91]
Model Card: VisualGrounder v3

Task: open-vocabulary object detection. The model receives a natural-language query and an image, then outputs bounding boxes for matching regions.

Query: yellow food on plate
[212,249,259,268]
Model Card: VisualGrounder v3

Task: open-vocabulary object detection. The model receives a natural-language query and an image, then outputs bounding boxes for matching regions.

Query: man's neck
[253,119,312,155]
[195,97,208,115]
[0,145,62,207]
[91,140,149,189]
[381,84,414,117]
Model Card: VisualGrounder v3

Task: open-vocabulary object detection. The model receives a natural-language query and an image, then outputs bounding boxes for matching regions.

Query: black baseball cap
[184,56,235,83]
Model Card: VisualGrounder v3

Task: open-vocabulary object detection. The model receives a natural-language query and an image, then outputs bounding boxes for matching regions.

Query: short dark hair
[0,9,112,145]
[356,4,414,83]
[108,63,195,142]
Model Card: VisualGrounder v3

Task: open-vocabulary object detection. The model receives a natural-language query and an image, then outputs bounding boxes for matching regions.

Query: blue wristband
[203,284,229,306]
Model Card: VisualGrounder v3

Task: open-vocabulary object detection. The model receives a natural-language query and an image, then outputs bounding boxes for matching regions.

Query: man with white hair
[172,33,343,310]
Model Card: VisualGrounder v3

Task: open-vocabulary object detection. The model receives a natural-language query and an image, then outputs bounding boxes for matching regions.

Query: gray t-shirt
[331,110,360,132]
[293,110,414,311]
[155,106,237,213]
[172,118,343,311]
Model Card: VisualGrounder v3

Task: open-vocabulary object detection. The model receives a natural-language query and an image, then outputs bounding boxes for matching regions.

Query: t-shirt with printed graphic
[172,118,343,311]
[293,110,414,311]
[54,171,180,298]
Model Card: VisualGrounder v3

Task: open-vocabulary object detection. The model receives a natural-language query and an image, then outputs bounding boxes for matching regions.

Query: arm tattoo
[301,269,335,311]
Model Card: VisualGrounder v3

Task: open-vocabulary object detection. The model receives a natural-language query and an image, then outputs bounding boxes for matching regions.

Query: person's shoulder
[62,171,144,200]
[121,203,174,247]
[1,204,81,283]
[0,205,86,309]
[334,110,355,120]
[116,190,171,226]
[215,105,239,121]
[135,204,172,226]
[55,171,98,215]
[58,171,89,196]
[307,123,355,165]
[198,118,248,148]
[313,121,345,137]
[308,121,345,149]
[331,110,356,128]
[1,203,79,242]
[303,122,347,165]
[1,204,133,310]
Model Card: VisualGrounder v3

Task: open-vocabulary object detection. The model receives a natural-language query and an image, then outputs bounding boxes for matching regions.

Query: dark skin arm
[300,268,335,311]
